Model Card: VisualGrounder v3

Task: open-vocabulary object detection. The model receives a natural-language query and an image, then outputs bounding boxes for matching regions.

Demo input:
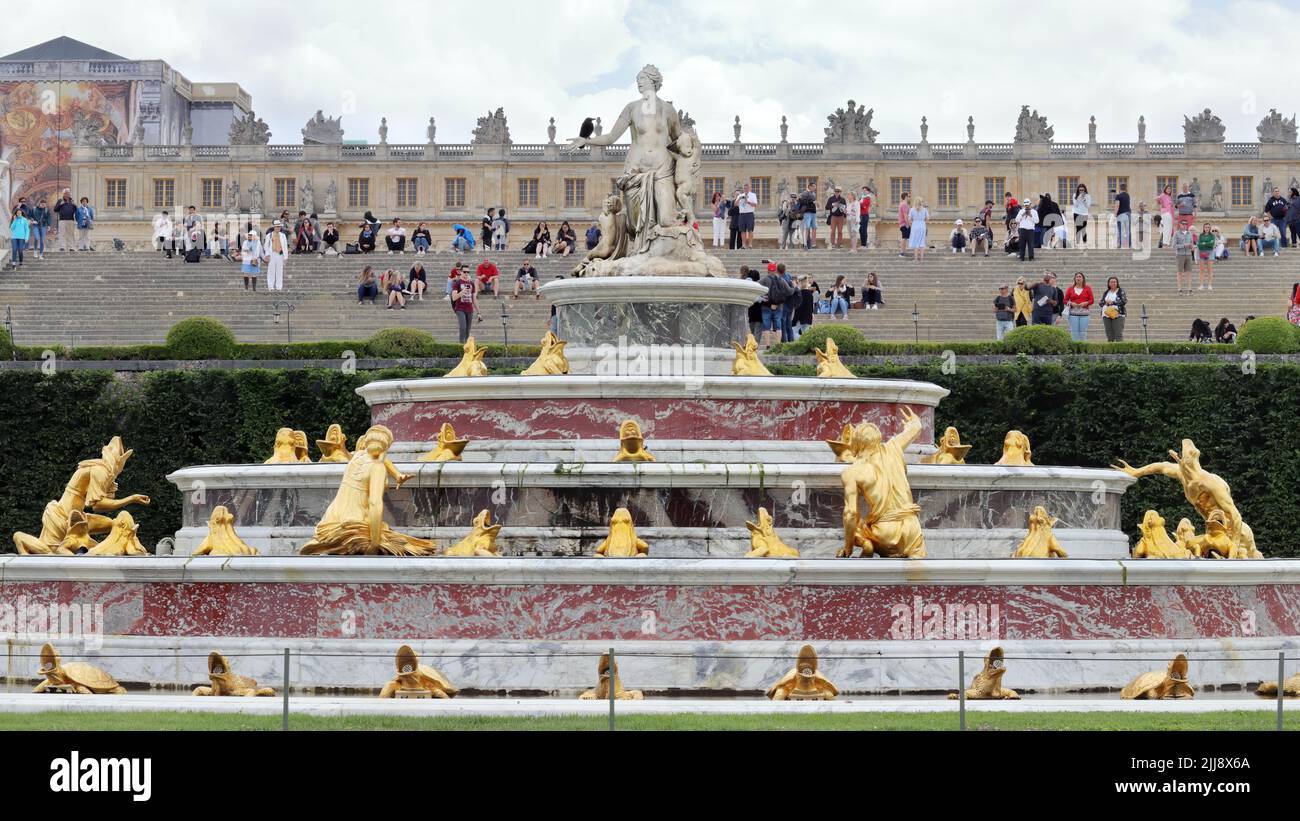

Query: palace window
[152,178,174,209]
[1106,176,1129,205]
[937,177,958,208]
[703,176,726,205]
[564,178,585,209]
[200,178,222,210]
[445,177,466,209]
[1156,175,1178,197]
[396,177,418,208]
[1058,176,1080,207]
[983,177,1006,204]
[518,177,539,208]
[347,177,370,208]
[889,177,911,205]
[1231,176,1253,208]
[750,176,771,207]
[105,178,127,209]
[797,176,819,197]
[274,178,296,209]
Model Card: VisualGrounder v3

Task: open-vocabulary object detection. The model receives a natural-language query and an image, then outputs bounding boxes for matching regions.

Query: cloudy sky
[4,0,1296,145]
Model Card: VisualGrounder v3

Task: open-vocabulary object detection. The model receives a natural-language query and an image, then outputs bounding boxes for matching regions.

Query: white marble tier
[539,276,769,305]
[384,438,939,463]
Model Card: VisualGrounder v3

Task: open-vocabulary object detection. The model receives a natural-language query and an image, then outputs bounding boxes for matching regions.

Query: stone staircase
[1,247,1295,348]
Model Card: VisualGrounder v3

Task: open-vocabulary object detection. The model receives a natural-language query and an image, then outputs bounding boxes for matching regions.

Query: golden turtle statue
[316,424,351,463]
[34,643,125,694]
[193,651,275,697]
[444,509,503,557]
[521,331,570,376]
[191,505,259,556]
[1012,506,1067,558]
[578,653,643,700]
[445,336,489,378]
[949,647,1020,700]
[745,507,799,558]
[1121,653,1195,699]
[612,419,656,463]
[730,333,771,376]
[1256,673,1300,698]
[418,422,470,462]
[594,507,649,558]
[766,645,838,700]
[995,430,1033,466]
[814,337,855,379]
[1132,510,1191,559]
[84,510,149,556]
[379,645,458,698]
[921,426,972,465]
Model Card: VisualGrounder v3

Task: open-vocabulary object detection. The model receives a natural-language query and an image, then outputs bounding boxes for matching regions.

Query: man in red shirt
[475,258,500,297]
[1004,192,1019,232]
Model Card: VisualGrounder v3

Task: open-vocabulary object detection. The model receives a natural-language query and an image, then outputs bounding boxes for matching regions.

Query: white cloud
[3,0,1297,144]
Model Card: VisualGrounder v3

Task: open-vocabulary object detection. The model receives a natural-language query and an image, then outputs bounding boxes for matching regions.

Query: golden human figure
[316,424,351,463]
[578,653,643,700]
[445,336,489,378]
[379,645,458,699]
[921,426,972,465]
[299,425,435,556]
[418,422,470,462]
[13,436,151,555]
[595,507,649,557]
[34,643,125,694]
[995,430,1033,466]
[193,652,274,697]
[1113,439,1259,557]
[1121,653,1195,699]
[292,430,312,463]
[745,507,799,558]
[949,647,1020,700]
[814,337,855,379]
[1256,672,1300,697]
[824,424,855,463]
[521,331,570,376]
[444,509,503,557]
[1013,506,1067,558]
[613,419,656,462]
[767,645,838,700]
[264,427,301,464]
[1184,511,1255,559]
[192,506,259,556]
[730,333,772,376]
[84,511,149,556]
[838,407,927,559]
[1132,510,1191,559]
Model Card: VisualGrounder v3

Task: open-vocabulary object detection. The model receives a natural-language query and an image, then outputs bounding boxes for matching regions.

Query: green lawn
[0,710,1295,731]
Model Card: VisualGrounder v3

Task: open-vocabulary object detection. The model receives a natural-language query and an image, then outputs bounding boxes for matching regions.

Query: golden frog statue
[444,509,503,557]
[418,422,470,462]
[578,653,643,700]
[264,427,303,464]
[13,436,151,555]
[193,651,274,697]
[521,331,570,376]
[921,426,972,465]
[595,507,649,558]
[995,430,1033,466]
[814,337,855,379]
[299,425,435,556]
[767,645,838,700]
[192,505,259,556]
[1188,511,1258,559]
[1256,673,1300,698]
[34,643,125,694]
[445,336,489,378]
[316,424,351,463]
[379,645,458,698]
[1122,653,1195,699]
[1114,439,1260,557]
[730,333,771,376]
[84,510,149,556]
[612,419,656,463]
[745,507,799,558]
[1132,509,1191,559]
[838,408,927,559]
[825,424,855,463]
[292,430,312,463]
[1013,506,1067,558]
[949,647,1020,700]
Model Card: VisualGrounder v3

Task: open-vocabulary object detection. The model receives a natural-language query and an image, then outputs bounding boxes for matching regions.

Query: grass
[1,710,1295,731]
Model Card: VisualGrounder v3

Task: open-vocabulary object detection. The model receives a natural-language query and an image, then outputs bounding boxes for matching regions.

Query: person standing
[726,191,742,250]
[1196,223,1215,291]
[1012,276,1032,326]
[907,196,928,261]
[793,275,815,338]
[1063,272,1094,341]
[799,182,818,250]
[758,262,792,349]
[8,207,31,267]
[779,263,798,342]
[262,220,291,291]
[1156,184,1175,248]
[1113,182,1131,249]
[1072,184,1092,248]
[896,191,911,256]
[451,266,479,343]
[993,284,1015,340]
[1174,183,1197,233]
[735,183,758,249]
[1100,276,1127,342]
[153,210,174,257]
[240,230,262,291]
[778,193,798,250]
[1265,186,1290,248]
[710,191,726,248]
[1172,222,1195,295]
[30,198,50,260]
[858,185,873,250]
[826,186,847,248]
[1015,200,1038,261]
[53,190,77,252]
[1287,187,1300,248]
[481,208,496,253]
[1029,272,1059,325]
[74,196,95,251]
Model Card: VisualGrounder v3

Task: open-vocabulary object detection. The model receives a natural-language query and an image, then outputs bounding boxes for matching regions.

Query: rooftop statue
[1012,506,1067,558]
[921,426,971,465]
[578,653,643,700]
[613,419,656,462]
[520,331,570,376]
[1183,108,1226,143]
[838,407,927,559]
[14,436,150,555]
[301,110,344,145]
[192,506,259,556]
[594,507,649,558]
[995,430,1033,466]
[1014,105,1054,143]
[34,643,125,695]
[444,509,503,557]
[445,336,489,378]
[767,645,838,700]
[731,333,771,376]
[229,110,271,145]
[814,337,854,378]
[1131,509,1190,559]
[745,507,799,558]
[417,422,469,462]
[565,64,725,277]
[316,424,351,463]
[1257,109,1297,143]
[380,645,458,698]
[1122,653,1195,699]
[299,425,435,556]
[949,647,1019,700]
[193,651,274,697]
[471,107,511,144]
[824,100,878,144]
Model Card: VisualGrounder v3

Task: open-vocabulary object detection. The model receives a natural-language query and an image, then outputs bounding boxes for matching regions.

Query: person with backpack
[758,262,795,349]
[798,182,818,249]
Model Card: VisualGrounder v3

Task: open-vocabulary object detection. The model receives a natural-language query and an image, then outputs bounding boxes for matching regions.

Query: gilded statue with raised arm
[1132,510,1191,559]
[949,647,1020,700]
[521,331,570,376]
[445,336,489,378]
[444,509,503,557]
[731,333,771,376]
[921,426,972,465]
[1013,506,1067,558]
[814,337,855,379]
[578,653,643,700]
[418,422,470,462]
[745,507,799,558]
[838,407,927,558]
[767,645,838,700]
[613,419,656,462]
[1114,439,1259,557]
[300,425,435,556]
[13,436,151,555]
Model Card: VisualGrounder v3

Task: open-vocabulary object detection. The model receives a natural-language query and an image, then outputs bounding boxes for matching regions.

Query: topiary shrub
[164,317,238,359]
[1000,324,1073,355]
[1237,316,1300,354]
[365,327,437,358]
[794,324,867,354]
[0,326,12,361]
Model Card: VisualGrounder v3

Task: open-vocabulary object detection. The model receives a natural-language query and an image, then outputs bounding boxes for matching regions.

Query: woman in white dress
[908,197,930,261]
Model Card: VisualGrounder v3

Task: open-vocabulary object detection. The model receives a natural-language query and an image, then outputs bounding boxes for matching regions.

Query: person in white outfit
[262,220,291,291]
[153,211,174,257]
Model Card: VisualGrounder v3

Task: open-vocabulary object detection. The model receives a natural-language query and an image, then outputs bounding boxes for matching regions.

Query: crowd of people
[741,261,884,349]
[6,189,96,268]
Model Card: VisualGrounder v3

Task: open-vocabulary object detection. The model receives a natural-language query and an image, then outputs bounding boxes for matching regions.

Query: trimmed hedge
[1237,316,1300,354]
[164,318,238,359]
[788,324,867,354]
[366,328,437,358]
[12,340,542,361]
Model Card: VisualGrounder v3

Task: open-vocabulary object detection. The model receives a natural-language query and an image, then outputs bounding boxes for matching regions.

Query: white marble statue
[301,179,314,215]
[324,179,337,213]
